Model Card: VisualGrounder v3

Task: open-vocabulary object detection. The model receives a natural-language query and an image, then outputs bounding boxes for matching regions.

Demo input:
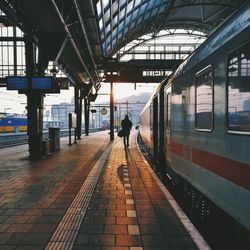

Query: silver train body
[140,3,250,232]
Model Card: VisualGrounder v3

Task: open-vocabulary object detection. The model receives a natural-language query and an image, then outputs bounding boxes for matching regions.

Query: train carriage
[0,113,27,133]
[139,2,250,241]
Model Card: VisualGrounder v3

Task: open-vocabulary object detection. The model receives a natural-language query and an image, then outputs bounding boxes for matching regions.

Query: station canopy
[0,0,248,89]
[96,0,247,57]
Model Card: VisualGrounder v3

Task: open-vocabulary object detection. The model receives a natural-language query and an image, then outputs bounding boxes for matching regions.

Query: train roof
[0,113,27,118]
[140,81,163,116]
[173,2,250,80]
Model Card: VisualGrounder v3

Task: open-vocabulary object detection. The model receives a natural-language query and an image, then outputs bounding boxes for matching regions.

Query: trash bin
[49,127,60,152]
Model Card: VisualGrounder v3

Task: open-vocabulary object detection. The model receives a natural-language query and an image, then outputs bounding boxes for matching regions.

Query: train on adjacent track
[0,113,27,133]
[140,3,250,246]
[0,113,66,133]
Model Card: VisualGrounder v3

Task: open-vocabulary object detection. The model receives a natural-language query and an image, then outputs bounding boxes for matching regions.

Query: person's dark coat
[121,117,132,136]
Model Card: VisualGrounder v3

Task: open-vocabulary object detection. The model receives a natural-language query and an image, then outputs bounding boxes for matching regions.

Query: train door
[158,86,165,169]
[153,95,158,162]
[164,86,172,165]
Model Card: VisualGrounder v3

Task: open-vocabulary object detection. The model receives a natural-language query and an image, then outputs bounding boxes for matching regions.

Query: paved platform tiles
[0,132,109,249]
[0,130,209,249]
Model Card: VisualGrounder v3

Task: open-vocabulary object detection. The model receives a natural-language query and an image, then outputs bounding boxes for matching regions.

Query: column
[110,81,114,140]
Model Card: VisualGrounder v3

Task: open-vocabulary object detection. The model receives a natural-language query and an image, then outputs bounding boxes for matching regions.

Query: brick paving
[0,132,109,249]
[72,132,199,250]
[0,130,204,249]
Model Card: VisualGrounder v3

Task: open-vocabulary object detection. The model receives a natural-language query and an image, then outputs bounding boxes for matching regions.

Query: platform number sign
[101,108,107,115]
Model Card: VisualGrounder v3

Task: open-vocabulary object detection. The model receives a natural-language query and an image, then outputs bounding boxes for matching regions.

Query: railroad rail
[0,128,105,149]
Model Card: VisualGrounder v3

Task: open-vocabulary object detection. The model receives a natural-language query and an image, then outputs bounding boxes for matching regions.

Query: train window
[195,66,213,131]
[227,42,250,133]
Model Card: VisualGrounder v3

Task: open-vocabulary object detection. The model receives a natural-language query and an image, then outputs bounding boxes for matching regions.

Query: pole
[25,32,44,160]
[84,97,89,136]
[68,113,72,145]
[119,104,121,130]
[99,106,101,128]
[110,81,114,140]
[75,87,82,139]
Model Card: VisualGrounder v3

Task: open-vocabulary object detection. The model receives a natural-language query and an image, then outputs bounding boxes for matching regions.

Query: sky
[0,82,157,114]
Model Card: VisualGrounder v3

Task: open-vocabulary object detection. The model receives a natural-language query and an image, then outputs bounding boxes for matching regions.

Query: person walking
[121,115,132,149]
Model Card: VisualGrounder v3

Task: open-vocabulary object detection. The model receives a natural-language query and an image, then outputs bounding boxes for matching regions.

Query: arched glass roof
[96,0,247,57]
[97,0,169,56]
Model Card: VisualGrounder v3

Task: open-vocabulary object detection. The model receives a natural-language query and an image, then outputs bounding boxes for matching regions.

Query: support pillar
[25,33,44,160]
[75,87,82,139]
[84,97,89,136]
[110,81,114,140]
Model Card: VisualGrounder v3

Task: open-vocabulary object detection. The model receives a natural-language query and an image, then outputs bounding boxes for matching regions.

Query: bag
[117,129,123,137]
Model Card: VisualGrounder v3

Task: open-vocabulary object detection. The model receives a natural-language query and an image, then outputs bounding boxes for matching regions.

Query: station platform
[0,131,210,250]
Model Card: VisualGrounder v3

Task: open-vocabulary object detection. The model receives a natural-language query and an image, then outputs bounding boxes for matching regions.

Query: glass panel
[158,3,166,14]
[127,1,134,14]
[97,1,102,16]
[112,27,117,37]
[139,3,147,15]
[125,14,132,26]
[112,14,118,27]
[112,1,118,14]
[105,23,111,34]
[118,32,123,40]
[195,66,213,130]
[112,38,117,47]
[137,16,143,25]
[104,9,111,24]
[102,0,110,9]
[134,0,141,8]
[147,0,154,10]
[119,7,126,20]
[99,19,104,30]
[118,21,124,33]
[106,35,111,45]
[100,32,105,40]
[151,7,158,17]
[119,0,126,7]
[130,20,136,29]
[227,42,250,132]
[144,12,150,20]
[132,9,139,20]
[124,25,129,34]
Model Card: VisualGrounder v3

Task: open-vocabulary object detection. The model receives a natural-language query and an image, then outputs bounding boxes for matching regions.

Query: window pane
[102,0,110,9]
[195,66,213,130]
[228,42,250,132]
[97,1,102,16]
[119,7,126,20]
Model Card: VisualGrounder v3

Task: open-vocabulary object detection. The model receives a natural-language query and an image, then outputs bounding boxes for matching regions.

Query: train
[0,113,66,133]
[0,113,27,133]
[139,2,250,245]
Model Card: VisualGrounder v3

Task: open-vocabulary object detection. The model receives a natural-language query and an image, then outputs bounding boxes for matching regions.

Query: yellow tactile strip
[45,144,112,250]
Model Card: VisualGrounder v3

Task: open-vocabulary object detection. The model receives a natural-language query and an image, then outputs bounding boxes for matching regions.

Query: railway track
[0,128,104,149]
[0,139,28,149]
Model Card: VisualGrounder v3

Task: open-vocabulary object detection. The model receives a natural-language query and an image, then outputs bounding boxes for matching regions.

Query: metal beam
[50,0,96,89]
[101,59,183,71]
[116,32,206,59]
[0,36,24,41]
[72,0,100,88]
[153,0,176,36]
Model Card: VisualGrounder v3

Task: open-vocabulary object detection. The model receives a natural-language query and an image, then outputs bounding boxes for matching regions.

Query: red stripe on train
[169,140,250,191]
[169,140,183,157]
[192,148,250,191]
